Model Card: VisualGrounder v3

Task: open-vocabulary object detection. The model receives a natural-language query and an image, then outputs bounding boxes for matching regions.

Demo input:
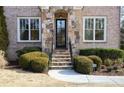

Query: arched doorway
[55,9,68,49]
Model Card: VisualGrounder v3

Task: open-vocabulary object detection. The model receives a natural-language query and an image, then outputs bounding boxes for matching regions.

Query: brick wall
[4,6,42,61]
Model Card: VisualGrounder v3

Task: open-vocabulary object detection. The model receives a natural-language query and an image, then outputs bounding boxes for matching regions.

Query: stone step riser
[51,49,72,69]
[52,59,71,62]
[54,53,70,55]
[52,55,70,58]
[54,51,70,53]
[54,50,69,52]
[49,67,73,69]
[53,55,70,57]
[54,51,69,53]
[52,57,71,60]
[52,57,71,59]
[51,63,72,66]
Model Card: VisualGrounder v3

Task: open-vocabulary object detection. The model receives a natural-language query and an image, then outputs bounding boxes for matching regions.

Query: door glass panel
[56,19,66,48]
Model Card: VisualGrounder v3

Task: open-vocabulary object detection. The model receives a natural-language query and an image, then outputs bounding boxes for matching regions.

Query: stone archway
[55,9,68,19]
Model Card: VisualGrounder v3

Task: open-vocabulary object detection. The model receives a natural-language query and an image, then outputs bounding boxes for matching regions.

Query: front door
[56,19,66,48]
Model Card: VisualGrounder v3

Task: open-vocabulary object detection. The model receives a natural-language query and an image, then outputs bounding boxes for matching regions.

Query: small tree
[0,6,9,51]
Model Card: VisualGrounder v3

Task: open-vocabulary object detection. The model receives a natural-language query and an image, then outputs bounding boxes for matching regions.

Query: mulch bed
[92,65,124,76]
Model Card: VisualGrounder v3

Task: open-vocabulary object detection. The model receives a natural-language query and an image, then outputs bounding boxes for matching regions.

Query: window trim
[83,16,107,42]
[17,17,41,42]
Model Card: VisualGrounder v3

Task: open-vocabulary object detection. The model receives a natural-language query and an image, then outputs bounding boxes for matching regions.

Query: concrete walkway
[48,69,124,85]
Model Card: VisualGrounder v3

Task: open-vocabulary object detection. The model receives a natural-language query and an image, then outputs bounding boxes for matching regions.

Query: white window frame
[83,16,107,42]
[17,17,41,42]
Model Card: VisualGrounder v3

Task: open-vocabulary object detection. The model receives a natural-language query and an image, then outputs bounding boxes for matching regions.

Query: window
[83,17,106,42]
[17,17,41,42]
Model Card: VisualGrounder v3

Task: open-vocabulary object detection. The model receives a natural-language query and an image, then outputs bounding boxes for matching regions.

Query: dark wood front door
[56,19,66,48]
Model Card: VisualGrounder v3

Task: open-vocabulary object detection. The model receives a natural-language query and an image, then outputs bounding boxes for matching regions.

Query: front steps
[49,49,73,69]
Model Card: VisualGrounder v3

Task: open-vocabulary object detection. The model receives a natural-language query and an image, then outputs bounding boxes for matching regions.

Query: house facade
[4,6,120,61]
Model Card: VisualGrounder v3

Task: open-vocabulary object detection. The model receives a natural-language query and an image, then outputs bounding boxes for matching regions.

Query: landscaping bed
[73,48,124,76]
[92,64,124,76]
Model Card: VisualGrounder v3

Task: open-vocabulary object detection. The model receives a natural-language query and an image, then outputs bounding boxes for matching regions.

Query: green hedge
[79,48,124,60]
[88,55,102,70]
[19,51,48,70]
[120,44,124,50]
[103,58,123,67]
[16,47,42,57]
[73,56,93,74]
[0,6,9,51]
[31,57,48,72]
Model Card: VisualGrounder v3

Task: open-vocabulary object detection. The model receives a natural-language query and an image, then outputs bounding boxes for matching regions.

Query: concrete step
[51,49,72,69]
[52,58,71,61]
[49,65,73,69]
[52,57,71,59]
[54,49,69,52]
[54,50,70,53]
[52,55,71,58]
[53,53,70,55]
[53,52,70,55]
[51,61,72,66]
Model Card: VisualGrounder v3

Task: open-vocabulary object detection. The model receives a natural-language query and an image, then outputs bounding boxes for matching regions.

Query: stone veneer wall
[4,6,42,61]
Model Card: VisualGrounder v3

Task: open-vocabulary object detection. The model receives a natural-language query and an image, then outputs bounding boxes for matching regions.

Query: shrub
[114,58,123,65]
[0,50,5,56]
[79,48,124,60]
[88,55,102,71]
[19,52,48,70]
[101,65,106,69]
[107,67,113,72]
[16,47,42,57]
[25,51,48,58]
[120,44,124,50]
[0,50,8,68]
[122,64,124,68]
[103,59,113,66]
[113,66,119,70]
[73,56,93,74]
[0,6,9,51]
[31,57,48,72]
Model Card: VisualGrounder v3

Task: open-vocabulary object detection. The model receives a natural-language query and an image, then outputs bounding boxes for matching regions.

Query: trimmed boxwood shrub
[31,57,48,72]
[114,58,123,65]
[103,58,123,67]
[19,51,48,70]
[79,48,124,60]
[16,47,42,57]
[88,55,102,70]
[103,58,113,66]
[73,56,93,74]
